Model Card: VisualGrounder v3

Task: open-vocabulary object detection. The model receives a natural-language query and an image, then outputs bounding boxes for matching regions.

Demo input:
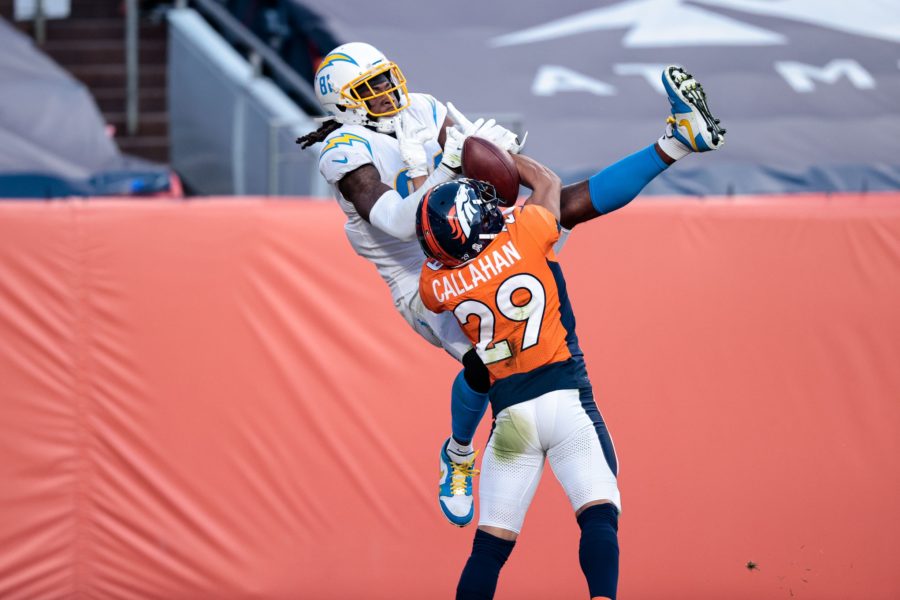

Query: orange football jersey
[420,205,576,385]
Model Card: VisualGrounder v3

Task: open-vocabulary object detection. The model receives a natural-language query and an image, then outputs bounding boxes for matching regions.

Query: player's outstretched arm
[512,154,562,222]
[339,163,456,241]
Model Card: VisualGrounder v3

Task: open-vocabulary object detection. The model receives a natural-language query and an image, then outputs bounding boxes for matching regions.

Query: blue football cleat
[438,438,478,527]
[662,65,726,152]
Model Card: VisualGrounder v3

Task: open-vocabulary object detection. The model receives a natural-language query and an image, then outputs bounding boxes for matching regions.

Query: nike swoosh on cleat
[448,453,474,461]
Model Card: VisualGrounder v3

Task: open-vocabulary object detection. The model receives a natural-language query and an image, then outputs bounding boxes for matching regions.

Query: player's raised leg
[558,65,726,231]
[418,304,490,527]
[397,294,489,527]
[438,349,491,526]
[439,434,480,527]
[660,65,726,154]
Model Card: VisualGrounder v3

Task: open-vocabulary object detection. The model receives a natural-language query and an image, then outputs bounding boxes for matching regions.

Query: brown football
[461,136,521,206]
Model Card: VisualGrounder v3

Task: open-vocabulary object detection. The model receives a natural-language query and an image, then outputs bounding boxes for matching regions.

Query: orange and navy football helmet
[416,179,505,267]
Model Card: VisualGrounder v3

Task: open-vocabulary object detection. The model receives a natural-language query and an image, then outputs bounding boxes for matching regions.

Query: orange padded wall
[1,195,899,599]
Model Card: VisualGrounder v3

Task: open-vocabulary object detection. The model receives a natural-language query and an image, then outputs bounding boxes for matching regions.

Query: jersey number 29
[453,274,546,364]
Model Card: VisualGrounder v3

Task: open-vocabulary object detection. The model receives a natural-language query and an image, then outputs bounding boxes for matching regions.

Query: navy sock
[456,529,516,600]
[451,369,489,446]
[577,504,620,600]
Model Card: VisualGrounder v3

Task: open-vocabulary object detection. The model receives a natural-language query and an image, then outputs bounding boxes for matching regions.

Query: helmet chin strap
[368,92,408,134]
[329,90,406,134]
[371,115,399,134]
[329,105,399,134]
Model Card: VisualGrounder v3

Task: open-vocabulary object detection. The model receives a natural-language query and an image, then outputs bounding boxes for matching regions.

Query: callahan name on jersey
[427,240,523,303]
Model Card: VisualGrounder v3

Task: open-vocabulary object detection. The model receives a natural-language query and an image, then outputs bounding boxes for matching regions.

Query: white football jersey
[319,93,448,301]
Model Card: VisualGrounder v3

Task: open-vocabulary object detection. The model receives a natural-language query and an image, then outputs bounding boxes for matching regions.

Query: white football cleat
[661,65,726,152]
[438,438,477,527]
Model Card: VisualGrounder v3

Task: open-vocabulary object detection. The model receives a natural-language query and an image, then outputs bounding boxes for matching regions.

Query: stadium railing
[167,2,328,196]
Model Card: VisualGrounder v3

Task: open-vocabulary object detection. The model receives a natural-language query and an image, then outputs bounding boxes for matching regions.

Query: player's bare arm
[558,182,597,230]
[513,154,562,222]
[439,116,450,148]
[337,164,392,222]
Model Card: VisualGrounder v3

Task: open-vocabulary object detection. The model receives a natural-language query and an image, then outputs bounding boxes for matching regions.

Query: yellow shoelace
[449,451,480,496]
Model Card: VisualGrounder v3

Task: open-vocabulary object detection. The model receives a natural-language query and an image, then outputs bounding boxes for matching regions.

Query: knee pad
[577,503,619,599]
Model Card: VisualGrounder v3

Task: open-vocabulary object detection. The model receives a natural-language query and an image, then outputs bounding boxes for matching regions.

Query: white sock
[657,128,692,161]
[447,438,475,464]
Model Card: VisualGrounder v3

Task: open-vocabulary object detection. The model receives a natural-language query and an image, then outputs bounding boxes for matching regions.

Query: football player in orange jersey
[417,155,620,600]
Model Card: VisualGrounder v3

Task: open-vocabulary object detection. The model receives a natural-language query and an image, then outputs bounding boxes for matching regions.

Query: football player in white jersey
[296,42,725,528]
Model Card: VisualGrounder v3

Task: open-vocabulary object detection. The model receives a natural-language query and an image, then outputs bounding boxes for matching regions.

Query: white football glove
[491,128,528,154]
[441,127,470,171]
[446,102,527,155]
[395,112,433,178]
[441,110,485,170]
